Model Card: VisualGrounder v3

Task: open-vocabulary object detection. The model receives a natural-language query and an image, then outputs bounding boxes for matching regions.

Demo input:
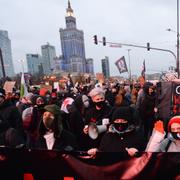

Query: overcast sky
[0,0,178,77]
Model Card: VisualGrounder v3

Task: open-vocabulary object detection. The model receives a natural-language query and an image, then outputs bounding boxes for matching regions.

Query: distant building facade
[59,0,87,73]
[101,56,110,78]
[0,30,15,77]
[53,56,63,74]
[26,54,43,75]
[86,58,94,74]
[41,43,56,75]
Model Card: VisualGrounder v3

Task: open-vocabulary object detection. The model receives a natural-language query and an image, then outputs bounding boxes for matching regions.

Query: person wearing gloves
[30,104,78,151]
[87,106,146,158]
[146,115,180,152]
[82,87,112,150]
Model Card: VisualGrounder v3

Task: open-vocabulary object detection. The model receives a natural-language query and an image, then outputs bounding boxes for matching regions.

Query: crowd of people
[0,80,179,159]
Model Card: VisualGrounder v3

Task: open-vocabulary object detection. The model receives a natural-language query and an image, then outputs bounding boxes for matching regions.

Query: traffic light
[147,42,150,51]
[102,37,106,46]
[93,35,98,45]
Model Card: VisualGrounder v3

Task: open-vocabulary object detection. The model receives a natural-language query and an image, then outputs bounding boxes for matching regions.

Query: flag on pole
[115,56,128,74]
[141,60,146,78]
[20,72,28,98]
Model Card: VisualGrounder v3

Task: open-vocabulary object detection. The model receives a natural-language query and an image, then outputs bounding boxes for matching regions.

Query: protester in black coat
[82,87,112,150]
[31,104,78,151]
[87,106,146,158]
[22,95,47,147]
[16,92,33,114]
[139,82,157,142]
[0,88,25,147]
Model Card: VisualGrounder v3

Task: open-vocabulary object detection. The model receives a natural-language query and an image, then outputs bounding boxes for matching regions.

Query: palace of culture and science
[59,0,94,74]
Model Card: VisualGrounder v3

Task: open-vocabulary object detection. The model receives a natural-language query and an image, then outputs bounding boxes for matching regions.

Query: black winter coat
[99,129,146,153]
[0,100,25,145]
[33,129,78,151]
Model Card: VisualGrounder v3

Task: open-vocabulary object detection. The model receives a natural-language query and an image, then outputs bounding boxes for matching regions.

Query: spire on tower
[66,0,74,17]
[68,0,71,9]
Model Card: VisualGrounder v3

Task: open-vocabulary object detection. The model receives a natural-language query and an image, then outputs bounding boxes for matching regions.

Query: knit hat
[88,87,105,98]
[0,88,5,97]
[111,107,133,123]
[168,115,180,132]
[44,104,61,116]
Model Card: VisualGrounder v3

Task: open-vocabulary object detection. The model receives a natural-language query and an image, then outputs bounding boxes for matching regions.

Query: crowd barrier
[0,147,180,180]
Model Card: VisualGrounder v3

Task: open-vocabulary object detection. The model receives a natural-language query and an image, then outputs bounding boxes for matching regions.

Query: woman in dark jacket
[30,104,78,151]
[87,107,146,157]
[60,94,89,149]
[139,82,157,142]
[82,87,112,150]
[22,95,47,147]
[0,88,25,147]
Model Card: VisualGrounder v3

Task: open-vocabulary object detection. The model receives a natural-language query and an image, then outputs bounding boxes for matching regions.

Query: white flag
[20,72,28,98]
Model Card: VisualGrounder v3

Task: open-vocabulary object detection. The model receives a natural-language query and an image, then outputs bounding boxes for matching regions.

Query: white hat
[88,87,105,98]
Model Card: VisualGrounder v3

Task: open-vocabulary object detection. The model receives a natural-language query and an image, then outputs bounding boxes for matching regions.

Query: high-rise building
[53,56,63,74]
[0,30,15,77]
[59,0,86,73]
[101,56,110,78]
[86,58,94,74]
[26,54,43,75]
[41,42,56,75]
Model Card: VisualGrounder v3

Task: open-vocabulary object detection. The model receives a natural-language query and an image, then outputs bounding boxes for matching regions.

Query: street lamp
[166,27,179,78]
[166,0,180,78]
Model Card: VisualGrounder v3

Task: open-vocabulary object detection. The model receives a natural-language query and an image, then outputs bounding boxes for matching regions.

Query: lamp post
[177,0,179,78]
[127,49,132,82]
[167,28,179,77]
[166,0,179,78]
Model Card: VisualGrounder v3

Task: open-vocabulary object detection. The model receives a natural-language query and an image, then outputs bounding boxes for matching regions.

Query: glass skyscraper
[101,56,110,78]
[26,54,43,75]
[41,43,56,75]
[59,0,86,73]
[0,30,14,78]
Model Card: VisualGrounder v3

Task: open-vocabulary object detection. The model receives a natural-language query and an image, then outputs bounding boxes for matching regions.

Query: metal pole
[177,0,179,78]
[0,48,6,78]
[98,40,177,66]
[127,49,131,82]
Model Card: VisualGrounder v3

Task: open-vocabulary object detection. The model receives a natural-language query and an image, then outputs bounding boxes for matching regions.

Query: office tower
[59,0,86,73]
[41,42,56,75]
[101,56,110,78]
[86,58,94,74]
[53,56,63,74]
[0,30,15,77]
[26,54,43,75]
